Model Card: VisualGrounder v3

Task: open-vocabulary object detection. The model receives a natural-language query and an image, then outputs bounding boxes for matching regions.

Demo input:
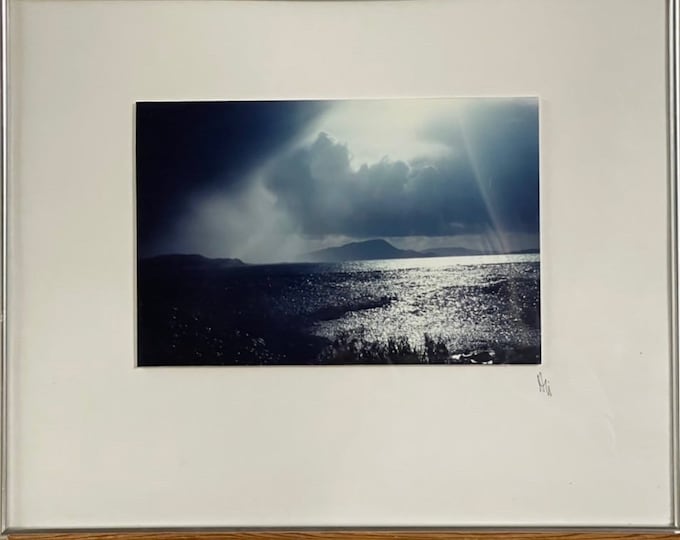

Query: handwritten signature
[537,371,552,397]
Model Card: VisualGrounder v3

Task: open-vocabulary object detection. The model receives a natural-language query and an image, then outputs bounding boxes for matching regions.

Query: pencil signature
[537,371,552,397]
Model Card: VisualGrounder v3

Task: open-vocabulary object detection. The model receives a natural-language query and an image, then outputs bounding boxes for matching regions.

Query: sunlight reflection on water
[309,254,540,354]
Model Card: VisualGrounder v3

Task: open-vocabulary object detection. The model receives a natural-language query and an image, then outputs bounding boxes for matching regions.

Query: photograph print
[136,98,540,366]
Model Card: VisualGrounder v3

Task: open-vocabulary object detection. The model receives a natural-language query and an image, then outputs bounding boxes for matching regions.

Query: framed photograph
[136,97,541,367]
[2,0,677,535]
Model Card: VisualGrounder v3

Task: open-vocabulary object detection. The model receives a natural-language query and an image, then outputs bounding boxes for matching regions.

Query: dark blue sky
[136,100,328,256]
[136,98,539,262]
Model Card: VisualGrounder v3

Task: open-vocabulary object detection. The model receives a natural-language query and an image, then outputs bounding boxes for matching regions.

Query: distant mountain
[423,246,539,257]
[422,247,486,257]
[303,239,428,263]
[140,254,246,270]
[140,244,539,269]
[302,240,539,263]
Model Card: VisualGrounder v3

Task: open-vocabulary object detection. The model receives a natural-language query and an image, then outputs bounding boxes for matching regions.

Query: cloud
[263,98,538,241]
[301,99,457,166]
[136,100,329,256]
[142,98,539,262]
[264,132,488,238]
[152,174,307,264]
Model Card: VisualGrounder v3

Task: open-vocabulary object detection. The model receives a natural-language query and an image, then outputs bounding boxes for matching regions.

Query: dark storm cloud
[135,100,328,255]
[136,98,539,261]
[265,133,486,237]
[264,100,539,239]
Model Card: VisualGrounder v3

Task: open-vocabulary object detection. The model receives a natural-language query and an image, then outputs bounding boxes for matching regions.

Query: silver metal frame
[669,0,680,529]
[0,0,677,533]
[2,0,10,533]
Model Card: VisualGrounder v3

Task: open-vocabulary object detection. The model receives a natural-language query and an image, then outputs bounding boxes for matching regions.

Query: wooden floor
[8,532,680,540]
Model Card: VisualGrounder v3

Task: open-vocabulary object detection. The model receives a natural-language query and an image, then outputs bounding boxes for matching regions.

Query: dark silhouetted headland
[141,254,246,270]
[302,239,539,263]
[303,239,428,263]
[422,247,485,257]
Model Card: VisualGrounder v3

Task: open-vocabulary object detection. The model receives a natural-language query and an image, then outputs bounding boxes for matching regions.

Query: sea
[137,254,541,366]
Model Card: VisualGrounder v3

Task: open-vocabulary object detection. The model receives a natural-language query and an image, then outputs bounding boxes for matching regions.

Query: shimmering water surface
[138,254,540,366]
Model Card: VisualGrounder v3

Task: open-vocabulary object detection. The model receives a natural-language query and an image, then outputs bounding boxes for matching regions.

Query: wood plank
[8,532,679,540]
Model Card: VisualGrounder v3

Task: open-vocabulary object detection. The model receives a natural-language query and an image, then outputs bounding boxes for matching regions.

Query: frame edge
[2,0,10,532]
[0,0,677,534]
[669,0,680,530]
